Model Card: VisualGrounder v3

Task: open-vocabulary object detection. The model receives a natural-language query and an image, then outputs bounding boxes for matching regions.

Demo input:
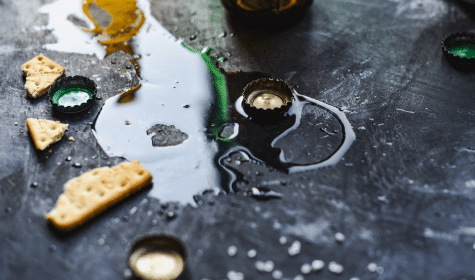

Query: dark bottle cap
[442,32,475,71]
[241,78,294,120]
[128,234,188,280]
[48,76,97,113]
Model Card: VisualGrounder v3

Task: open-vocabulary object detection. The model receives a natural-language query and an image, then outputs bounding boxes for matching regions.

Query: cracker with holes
[21,55,65,98]
[26,118,68,150]
[46,161,152,231]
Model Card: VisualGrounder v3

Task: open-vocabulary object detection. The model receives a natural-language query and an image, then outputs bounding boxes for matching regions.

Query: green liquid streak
[447,42,475,59]
[182,43,231,142]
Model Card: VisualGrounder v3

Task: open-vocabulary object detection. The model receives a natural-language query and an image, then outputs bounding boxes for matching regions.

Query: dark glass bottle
[221,0,314,28]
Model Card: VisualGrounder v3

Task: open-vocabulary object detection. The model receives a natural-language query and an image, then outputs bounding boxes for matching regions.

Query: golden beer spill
[82,0,145,56]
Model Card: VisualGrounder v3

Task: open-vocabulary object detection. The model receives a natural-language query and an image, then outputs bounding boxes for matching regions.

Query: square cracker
[46,161,152,231]
[21,55,65,76]
[25,73,63,98]
[26,118,68,150]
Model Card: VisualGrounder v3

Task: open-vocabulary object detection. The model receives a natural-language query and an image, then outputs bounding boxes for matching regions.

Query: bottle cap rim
[48,76,97,114]
[441,32,475,71]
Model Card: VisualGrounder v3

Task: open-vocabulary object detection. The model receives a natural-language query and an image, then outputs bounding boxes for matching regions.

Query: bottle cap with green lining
[241,78,294,120]
[48,76,97,113]
[442,32,475,71]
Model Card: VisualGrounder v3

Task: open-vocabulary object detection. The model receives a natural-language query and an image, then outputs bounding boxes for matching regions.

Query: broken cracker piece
[26,118,68,151]
[46,161,152,231]
[21,55,65,76]
[25,73,63,98]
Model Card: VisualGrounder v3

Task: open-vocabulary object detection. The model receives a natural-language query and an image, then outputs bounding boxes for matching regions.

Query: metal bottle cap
[442,32,475,71]
[128,234,187,280]
[241,78,294,118]
[48,76,97,113]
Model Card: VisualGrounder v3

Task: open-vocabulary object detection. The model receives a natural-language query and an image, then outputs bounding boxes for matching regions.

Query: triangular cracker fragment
[25,73,63,98]
[46,161,152,231]
[21,55,65,76]
[26,118,68,150]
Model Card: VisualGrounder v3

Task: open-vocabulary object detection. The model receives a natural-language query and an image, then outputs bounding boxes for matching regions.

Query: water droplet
[121,215,129,222]
[208,200,215,205]
[255,261,266,273]
[190,34,197,40]
[288,240,301,256]
[293,275,304,280]
[227,245,237,257]
[161,202,168,209]
[166,211,176,220]
[247,249,257,258]
[65,156,72,161]
[272,270,283,279]
[151,219,158,226]
[5,207,12,213]
[376,267,384,274]
[301,263,312,274]
[124,268,132,278]
[328,261,343,274]
[312,260,324,271]
[264,260,274,272]
[227,270,244,280]
[350,277,360,280]
[335,232,345,243]
[126,64,132,69]
[30,182,38,188]
[279,236,287,245]
[367,262,377,272]
[49,245,57,252]
[72,162,81,168]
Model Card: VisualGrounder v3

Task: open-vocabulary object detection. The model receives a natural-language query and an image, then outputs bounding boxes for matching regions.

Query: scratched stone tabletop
[1,0,475,279]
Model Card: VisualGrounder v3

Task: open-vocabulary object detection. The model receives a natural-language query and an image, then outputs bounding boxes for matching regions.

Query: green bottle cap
[241,78,294,120]
[442,32,475,71]
[48,76,97,113]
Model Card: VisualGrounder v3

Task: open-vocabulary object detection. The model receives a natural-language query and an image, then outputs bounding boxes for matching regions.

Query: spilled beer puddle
[39,0,355,205]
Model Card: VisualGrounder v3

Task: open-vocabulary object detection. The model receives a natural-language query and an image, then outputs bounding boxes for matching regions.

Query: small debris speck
[227,245,237,257]
[69,136,75,142]
[183,105,190,108]
[72,162,81,168]
[14,122,18,126]
[31,182,38,188]
[66,156,72,161]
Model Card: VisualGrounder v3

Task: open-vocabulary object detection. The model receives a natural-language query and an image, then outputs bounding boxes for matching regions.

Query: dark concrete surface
[2,0,475,279]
